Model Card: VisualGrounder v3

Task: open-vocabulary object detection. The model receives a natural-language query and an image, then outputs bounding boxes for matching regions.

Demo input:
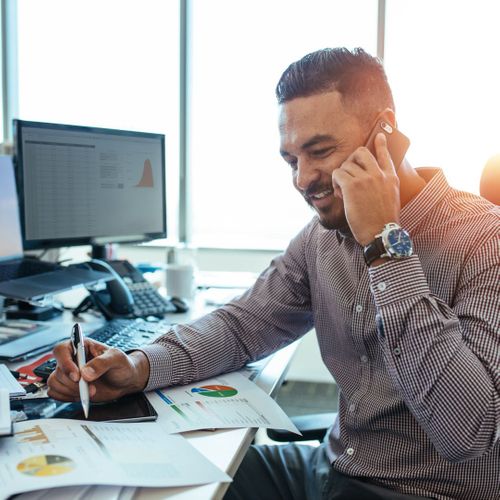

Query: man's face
[279,90,367,231]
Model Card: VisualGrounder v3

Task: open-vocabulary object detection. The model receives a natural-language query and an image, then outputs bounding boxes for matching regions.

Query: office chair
[480,154,500,204]
[268,159,500,443]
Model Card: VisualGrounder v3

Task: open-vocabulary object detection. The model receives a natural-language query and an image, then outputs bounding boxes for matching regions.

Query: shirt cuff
[368,255,431,307]
[135,343,174,392]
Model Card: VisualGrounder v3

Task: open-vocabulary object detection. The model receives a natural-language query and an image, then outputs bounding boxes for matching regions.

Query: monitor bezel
[13,119,167,250]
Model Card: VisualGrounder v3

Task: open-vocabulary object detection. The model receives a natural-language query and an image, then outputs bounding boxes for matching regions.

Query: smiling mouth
[309,189,333,201]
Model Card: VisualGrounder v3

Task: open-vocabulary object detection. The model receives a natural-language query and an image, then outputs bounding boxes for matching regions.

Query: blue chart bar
[155,390,174,404]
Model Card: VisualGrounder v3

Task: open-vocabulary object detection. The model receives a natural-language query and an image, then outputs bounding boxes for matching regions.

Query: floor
[275,380,338,417]
[255,380,338,445]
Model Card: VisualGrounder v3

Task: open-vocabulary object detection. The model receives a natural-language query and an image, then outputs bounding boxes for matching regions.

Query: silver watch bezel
[378,222,413,259]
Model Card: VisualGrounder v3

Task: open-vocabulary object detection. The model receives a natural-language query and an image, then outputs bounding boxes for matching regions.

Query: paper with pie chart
[0,418,229,499]
[147,371,300,435]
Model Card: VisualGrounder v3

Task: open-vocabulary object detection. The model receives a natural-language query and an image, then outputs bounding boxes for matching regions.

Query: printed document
[0,418,230,499]
[147,371,299,434]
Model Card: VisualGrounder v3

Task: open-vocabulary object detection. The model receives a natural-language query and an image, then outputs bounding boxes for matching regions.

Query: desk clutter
[1,358,298,498]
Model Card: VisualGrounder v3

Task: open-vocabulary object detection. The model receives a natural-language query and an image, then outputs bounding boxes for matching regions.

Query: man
[48,48,499,499]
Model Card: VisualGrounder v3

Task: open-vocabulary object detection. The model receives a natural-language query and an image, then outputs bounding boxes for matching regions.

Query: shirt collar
[400,168,451,233]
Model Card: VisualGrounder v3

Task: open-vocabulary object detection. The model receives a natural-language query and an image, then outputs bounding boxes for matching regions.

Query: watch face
[386,228,413,257]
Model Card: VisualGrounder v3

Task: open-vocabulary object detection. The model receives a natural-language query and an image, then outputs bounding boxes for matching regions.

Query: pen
[70,323,90,419]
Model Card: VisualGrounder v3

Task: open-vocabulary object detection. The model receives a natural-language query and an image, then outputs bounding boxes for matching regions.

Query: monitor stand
[91,244,107,260]
[91,243,118,260]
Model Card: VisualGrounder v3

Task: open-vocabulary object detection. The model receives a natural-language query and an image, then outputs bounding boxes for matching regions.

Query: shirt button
[377,282,387,292]
[346,448,354,456]
[349,403,356,413]
[355,304,363,313]
[360,355,368,363]
[393,347,402,355]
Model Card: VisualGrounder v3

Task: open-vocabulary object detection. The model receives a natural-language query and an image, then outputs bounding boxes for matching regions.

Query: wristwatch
[363,223,413,266]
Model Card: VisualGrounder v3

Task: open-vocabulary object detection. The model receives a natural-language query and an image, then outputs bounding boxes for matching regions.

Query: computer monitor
[13,120,166,256]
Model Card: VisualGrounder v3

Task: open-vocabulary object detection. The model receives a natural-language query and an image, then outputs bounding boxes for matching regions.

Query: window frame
[1,0,387,251]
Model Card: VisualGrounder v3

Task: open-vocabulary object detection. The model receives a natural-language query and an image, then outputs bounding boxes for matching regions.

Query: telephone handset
[364,118,410,171]
[82,259,134,319]
[78,259,180,320]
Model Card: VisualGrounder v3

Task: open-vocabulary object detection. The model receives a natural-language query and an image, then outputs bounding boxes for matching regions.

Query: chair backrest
[480,154,500,205]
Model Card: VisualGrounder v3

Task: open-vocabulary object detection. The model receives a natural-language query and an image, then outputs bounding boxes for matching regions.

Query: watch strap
[363,236,387,266]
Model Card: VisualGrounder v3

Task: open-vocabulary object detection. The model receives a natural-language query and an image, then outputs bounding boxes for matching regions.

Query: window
[189,0,378,249]
[15,0,180,241]
[384,0,500,193]
[15,2,492,252]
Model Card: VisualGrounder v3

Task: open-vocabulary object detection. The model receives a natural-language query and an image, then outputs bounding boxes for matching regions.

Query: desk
[135,342,298,500]
[5,287,299,500]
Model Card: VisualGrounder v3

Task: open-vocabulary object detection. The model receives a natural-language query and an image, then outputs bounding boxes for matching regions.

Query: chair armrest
[267,412,337,442]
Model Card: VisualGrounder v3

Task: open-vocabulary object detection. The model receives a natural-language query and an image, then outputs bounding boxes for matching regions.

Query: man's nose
[295,160,321,192]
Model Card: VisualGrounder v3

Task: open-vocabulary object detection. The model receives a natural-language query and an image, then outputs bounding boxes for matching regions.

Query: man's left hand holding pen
[47,323,151,407]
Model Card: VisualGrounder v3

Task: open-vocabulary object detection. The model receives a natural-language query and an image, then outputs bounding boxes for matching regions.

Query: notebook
[0,155,110,301]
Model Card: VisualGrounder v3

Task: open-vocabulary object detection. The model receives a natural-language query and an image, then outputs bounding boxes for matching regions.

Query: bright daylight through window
[14,0,499,251]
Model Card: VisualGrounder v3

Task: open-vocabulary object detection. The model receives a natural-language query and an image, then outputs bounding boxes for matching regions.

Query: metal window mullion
[1,0,19,142]
[178,0,189,244]
[377,0,386,61]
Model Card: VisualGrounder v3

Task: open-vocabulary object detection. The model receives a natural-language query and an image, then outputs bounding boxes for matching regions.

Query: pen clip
[71,323,81,357]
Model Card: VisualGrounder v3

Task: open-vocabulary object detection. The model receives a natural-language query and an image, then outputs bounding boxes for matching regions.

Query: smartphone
[364,119,410,170]
[10,392,157,423]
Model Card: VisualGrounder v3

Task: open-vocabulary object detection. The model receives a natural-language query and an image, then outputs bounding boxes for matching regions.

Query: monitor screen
[13,120,166,250]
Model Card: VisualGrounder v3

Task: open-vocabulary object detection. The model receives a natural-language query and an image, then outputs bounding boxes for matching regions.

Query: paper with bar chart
[0,418,230,499]
[147,371,299,435]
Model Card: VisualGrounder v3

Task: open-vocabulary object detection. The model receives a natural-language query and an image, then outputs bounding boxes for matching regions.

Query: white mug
[166,264,195,299]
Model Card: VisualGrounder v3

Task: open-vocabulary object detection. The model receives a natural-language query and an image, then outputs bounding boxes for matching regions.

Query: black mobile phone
[364,119,410,170]
[10,392,157,423]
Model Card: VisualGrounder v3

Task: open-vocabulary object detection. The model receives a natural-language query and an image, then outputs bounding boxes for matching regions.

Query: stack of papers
[0,364,26,397]
[0,419,230,499]
[0,369,298,499]
[0,388,11,436]
[147,371,299,435]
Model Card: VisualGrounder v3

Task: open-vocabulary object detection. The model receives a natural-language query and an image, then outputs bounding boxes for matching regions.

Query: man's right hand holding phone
[47,338,150,403]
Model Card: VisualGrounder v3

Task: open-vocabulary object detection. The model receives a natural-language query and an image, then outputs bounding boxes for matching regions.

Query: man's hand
[332,132,401,246]
[47,338,150,403]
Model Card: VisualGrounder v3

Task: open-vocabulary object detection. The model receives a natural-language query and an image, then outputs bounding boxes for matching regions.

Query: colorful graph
[15,425,49,445]
[17,455,75,477]
[155,390,190,420]
[191,385,238,398]
[135,158,154,187]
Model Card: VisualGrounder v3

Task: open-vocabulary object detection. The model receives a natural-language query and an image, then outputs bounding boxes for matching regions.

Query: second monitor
[13,119,166,255]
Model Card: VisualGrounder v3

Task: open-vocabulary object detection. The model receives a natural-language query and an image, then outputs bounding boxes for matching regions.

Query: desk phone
[76,259,181,320]
[108,260,177,318]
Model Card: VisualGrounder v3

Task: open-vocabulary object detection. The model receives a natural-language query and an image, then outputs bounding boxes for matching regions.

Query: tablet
[10,392,157,423]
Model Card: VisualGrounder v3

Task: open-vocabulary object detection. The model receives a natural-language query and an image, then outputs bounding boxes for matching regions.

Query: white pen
[71,323,90,419]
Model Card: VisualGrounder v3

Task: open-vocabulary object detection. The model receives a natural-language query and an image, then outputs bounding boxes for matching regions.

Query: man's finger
[86,339,110,359]
[52,341,79,382]
[47,371,81,401]
[81,347,123,382]
[339,158,372,179]
[374,132,396,174]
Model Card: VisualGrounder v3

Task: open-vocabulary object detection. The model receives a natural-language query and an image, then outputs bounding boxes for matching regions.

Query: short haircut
[275,47,395,127]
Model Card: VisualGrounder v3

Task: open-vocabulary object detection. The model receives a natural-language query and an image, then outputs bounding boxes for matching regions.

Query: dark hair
[275,47,395,126]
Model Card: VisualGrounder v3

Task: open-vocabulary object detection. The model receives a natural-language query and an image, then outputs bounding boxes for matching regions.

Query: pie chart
[17,454,75,477]
[191,384,238,398]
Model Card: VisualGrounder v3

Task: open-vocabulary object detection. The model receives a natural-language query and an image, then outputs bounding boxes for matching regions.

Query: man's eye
[284,158,297,170]
[311,147,334,157]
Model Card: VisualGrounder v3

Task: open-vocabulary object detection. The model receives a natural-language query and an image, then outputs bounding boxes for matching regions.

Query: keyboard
[33,318,174,381]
